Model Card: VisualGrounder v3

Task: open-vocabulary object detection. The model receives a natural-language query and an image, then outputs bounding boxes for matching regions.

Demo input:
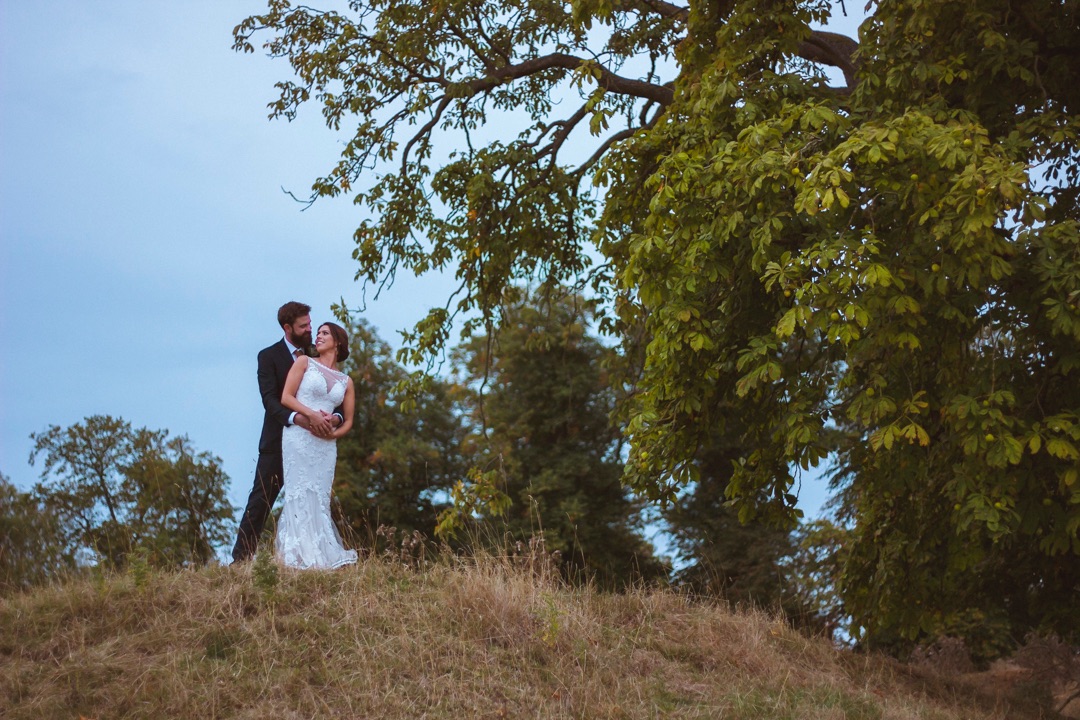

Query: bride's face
[314,325,336,355]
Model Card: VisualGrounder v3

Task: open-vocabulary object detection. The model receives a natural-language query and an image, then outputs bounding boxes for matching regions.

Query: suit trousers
[231,451,285,562]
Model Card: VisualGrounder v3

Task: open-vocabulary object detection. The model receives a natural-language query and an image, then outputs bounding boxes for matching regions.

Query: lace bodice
[296,359,348,414]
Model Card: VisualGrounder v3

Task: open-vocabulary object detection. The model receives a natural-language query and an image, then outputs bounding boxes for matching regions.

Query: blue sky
[1,1,864,533]
[1,1,456,504]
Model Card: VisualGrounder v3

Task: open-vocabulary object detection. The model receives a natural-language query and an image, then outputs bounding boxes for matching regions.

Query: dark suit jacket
[257,339,295,455]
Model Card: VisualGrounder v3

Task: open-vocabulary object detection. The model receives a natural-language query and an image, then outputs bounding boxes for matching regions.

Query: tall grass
[0,548,1046,719]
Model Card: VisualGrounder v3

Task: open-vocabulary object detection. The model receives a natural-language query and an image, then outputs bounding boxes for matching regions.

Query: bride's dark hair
[320,322,349,363]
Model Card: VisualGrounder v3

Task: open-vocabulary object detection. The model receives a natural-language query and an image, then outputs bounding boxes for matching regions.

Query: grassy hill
[0,551,1053,719]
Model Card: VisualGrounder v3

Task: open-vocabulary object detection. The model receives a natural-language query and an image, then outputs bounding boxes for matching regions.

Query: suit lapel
[274,339,293,390]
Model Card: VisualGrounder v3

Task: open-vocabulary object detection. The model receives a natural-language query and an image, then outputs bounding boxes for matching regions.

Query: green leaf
[776,308,798,338]
[1047,438,1079,460]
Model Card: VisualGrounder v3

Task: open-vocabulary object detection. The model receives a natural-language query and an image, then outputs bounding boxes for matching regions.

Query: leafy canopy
[29,415,235,568]
[236,0,1080,647]
[0,473,74,593]
[233,0,851,358]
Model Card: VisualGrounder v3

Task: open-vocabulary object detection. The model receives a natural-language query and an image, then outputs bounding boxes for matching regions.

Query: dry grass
[0,552,1046,719]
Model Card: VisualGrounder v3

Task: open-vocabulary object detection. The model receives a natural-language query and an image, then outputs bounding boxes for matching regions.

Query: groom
[231,301,341,563]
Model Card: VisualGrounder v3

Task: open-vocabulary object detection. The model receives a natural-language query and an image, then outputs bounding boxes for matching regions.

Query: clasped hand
[294,411,339,438]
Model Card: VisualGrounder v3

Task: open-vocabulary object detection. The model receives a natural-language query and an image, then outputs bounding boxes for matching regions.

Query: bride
[276,321,358,569]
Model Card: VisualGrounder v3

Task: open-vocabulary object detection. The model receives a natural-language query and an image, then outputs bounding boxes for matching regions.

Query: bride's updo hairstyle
[321,322,350,363]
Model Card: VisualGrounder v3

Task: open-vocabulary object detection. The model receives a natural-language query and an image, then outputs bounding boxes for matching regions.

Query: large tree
[236,0,1080,649]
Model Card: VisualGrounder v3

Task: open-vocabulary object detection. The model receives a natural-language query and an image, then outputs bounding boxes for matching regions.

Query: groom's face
[285,314,313,349]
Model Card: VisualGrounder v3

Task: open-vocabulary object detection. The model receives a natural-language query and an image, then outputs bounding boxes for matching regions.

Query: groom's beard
[293,330,313,353]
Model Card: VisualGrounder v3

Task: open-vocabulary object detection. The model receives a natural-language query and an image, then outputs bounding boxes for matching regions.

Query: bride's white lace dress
[275,359,358,570]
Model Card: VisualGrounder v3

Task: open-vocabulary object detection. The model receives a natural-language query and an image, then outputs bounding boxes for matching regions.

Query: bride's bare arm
[282,357,326,425]
[280,356,312,417]
[331,378,355,439]
[282,357,336,437]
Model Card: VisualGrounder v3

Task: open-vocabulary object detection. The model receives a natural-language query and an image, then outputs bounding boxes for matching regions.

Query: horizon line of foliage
[1,417,235,592]
[4,301,819,631]
[234,0,1080,654]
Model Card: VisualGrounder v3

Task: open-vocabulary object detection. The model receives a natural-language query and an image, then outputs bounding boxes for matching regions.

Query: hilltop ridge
[0,553,1054,719]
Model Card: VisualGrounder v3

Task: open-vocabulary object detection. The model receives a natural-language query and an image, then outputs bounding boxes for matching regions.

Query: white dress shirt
[284,337,302,426]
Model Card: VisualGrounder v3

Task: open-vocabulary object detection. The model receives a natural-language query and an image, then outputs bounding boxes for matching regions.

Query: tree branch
[466,53,674,105]
[799,30,859,88]
[538,101,594,164]
[447,21,498,73]
[574,126,643,179]
[633,0,689,21]
[625,2,861,90]
[469,5,512,65]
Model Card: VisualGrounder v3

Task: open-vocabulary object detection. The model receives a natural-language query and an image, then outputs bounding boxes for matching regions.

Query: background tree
[781,519,849,642]
[663,429,799,613]
[332,318,467,545]
[121,434,236,566]
[451,289,665,585]
[237,0,1080,652]
[29,415,235,568]
[0,472,75,593]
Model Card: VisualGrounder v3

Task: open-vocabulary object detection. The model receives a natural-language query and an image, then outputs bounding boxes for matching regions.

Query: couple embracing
[231,301,358,570]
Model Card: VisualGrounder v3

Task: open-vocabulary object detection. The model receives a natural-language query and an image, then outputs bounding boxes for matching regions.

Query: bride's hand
[306,410,334,438]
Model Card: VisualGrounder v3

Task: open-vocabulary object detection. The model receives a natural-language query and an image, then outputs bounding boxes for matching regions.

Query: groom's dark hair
[278,301,312,328]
